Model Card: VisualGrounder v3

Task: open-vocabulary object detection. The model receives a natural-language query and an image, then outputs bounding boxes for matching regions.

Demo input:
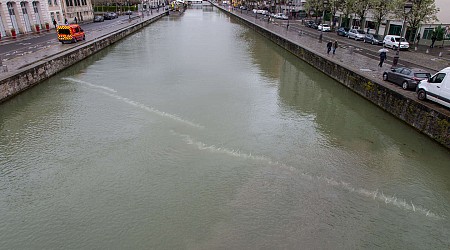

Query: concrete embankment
[215,5,450,149]
[0,13,167,104]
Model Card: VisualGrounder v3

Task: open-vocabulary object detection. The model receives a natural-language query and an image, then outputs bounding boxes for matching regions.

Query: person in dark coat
[74,16,77,24]
[430,33,437,48]
[378,50,387,67]
[332,40,338,54]
[326,41,333,54]
[52,19,57,28]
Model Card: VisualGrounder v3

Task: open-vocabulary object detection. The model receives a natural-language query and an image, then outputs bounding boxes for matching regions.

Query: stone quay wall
[0,13,167,104]
[217,6,450,149]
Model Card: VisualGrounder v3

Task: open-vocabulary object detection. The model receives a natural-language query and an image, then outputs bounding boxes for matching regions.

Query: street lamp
[319,0,328,42]
[392,1,413,68]
[287,1,291,29]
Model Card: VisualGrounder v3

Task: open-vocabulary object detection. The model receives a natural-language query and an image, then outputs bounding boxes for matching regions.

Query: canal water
[1,7,449,249]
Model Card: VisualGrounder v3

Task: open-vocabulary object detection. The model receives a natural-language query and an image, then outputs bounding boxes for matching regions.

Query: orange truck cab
[57,24,85,43]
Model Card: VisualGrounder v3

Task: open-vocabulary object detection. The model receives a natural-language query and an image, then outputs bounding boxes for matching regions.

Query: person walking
[74,16,77,24]
[430,33,437,48]
[52,19,57,29]
[64,18,68,25]
[378,50,387,67]
[326,40,333,54]
[332,40,338,54]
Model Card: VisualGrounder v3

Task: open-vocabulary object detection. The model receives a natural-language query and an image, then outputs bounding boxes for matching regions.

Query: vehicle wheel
[417,89,426,100]
[383,73,388,81]
[402,81,409,90]
[393,46,398,50]
[72,38,77,43]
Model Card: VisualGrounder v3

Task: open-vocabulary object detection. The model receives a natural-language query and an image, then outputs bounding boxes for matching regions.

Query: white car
[383,35,410,50]
[347,29,366,40]
[274,13,288,20]
[317,24,331,32]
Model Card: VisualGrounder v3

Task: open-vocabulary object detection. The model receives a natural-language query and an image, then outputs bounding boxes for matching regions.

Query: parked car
[317,24,331,32]
[417,67,450,109]
[93,15,104,22]
[125,10,133,15]
[305,20,318,29]
[347,29,366,40]
[336,27,349,36]
[274,13,288,20]
[363,34,383,45]
[383,67,431,90]
[239,5,247,10]
[104,12,118,20]
[383,35,409,50]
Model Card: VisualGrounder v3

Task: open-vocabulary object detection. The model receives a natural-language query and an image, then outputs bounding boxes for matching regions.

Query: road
[0,14,136,63]
[239,10,445,73]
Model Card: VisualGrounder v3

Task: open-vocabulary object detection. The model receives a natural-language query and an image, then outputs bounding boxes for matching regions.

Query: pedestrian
[74,16,77,24]
[332,40,338,54]
[52,19,57,29]
[64,18,68,25]
[416,32,421,45]
[326,40,333,54]
[430,33,437,48]
[378,50,387,67]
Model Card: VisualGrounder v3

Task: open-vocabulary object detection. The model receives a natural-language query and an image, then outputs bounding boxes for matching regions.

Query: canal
[0,7,449,249]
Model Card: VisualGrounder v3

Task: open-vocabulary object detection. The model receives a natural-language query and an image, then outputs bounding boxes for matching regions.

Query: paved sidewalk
[0,13,166,76]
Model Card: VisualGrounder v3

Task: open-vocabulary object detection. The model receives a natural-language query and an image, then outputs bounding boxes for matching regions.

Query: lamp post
[319,0,328,42]
[287,1,291,29]
[392,2,413,68]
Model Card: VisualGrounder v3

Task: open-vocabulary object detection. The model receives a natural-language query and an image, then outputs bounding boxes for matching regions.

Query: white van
[383,35,410,50]
[417,67,450,109]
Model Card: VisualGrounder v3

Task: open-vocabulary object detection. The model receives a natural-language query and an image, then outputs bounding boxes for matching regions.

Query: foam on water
[172,131,443,219]
[63,77,117,93]
[65,78,204,129]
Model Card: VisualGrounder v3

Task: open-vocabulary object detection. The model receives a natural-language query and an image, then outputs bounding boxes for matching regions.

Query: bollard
[426,49,429,54]
[414,47,417,51]
[439,52,443,57]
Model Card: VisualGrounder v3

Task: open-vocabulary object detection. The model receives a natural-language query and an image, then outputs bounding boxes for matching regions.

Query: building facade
[0,0,92,38]
[0,0,52,36]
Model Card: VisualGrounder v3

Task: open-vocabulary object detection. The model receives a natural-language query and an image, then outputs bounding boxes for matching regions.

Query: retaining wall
[217,6,450,149]
[0,13,167,104]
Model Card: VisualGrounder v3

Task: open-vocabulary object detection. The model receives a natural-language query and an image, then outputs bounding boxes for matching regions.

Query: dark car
[104,12,117,20]
[364,34,383,45]
[93,15,104,22]
[383,67,431,90]
[305,20,318,29]
[336,27,349,36]
[125,10,132,15]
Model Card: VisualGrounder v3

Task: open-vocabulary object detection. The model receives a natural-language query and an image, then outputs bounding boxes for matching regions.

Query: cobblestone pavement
[217,5,450,115]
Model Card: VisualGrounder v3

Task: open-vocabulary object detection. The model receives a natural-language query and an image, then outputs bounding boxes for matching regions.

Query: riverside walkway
[215,3,450,116]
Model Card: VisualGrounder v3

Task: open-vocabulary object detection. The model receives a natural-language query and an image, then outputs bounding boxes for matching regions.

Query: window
[401,69,411,76]
[430,73,446,83]
[48,0,52,5]
[54,0,58,5]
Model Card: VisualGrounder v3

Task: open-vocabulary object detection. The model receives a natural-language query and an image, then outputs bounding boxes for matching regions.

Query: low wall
[217,6,450,149]
[0,13,167,104]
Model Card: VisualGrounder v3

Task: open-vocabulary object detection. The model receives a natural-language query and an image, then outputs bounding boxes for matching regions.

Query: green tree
[304,0,321,22]
[352,0,373,30]
[392,0,439,42]
[338,0,357,28]
[371,0,394,35]
[328,0,343,30]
